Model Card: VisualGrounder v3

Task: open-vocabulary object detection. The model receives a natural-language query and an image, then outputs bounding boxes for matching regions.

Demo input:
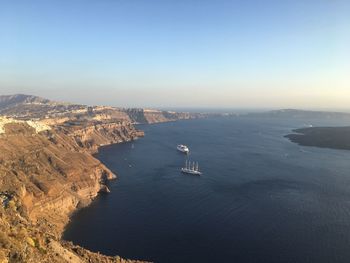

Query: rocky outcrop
[0,122,117,231]
[65,121,144,153]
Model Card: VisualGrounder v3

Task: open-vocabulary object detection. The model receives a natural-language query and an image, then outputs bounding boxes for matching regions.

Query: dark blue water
[64,117,350,263]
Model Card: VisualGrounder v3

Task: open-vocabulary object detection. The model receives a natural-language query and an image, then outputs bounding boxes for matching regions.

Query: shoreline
[0,120,149,262]
[285,126,350,151]
[0,94,208,262]
[64,137,136,225]
[60,134,147,259]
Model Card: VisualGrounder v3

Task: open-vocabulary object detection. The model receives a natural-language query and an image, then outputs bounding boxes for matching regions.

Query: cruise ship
[177,144,189,153]
[181,160,202,175]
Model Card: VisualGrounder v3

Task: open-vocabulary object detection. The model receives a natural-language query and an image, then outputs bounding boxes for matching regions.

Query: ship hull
[181,168,202,175]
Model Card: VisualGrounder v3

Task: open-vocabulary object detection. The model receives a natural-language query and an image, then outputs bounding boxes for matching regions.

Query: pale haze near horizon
[1,0,349,109]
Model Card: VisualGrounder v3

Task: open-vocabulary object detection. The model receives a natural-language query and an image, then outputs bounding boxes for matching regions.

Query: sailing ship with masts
[181,159,202,175]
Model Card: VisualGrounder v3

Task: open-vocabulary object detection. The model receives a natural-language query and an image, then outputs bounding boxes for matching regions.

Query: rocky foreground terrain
[0,94,202,263]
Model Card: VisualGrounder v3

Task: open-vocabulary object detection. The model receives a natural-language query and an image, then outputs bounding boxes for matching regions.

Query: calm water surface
[64,117,350,263]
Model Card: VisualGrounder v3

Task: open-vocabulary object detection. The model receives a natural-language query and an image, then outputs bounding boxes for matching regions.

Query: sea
[64,116,350,263]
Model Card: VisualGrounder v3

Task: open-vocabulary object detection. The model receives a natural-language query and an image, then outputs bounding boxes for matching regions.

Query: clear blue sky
[1,0,349,109]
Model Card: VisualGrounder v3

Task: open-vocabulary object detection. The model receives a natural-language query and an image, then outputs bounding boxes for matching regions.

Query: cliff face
[0,120,145,262]
[143,110,194,124]
[65,121,144,153]
[0,94,201,262]
[0,122,117,232]
[125,108,199,124]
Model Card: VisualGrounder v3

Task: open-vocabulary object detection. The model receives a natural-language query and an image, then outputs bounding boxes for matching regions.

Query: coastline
[0,94,208,262]
[60,136,149,262]
[285,126,350,151]
[0,121,193,262]
[0,119,148,262]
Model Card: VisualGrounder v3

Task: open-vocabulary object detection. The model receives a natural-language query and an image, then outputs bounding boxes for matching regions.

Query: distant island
[286,126,350,151]
[247,109,350,120]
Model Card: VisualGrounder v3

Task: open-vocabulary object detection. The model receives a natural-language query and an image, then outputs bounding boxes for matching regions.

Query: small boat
[177,144,189,154]
[181,160,202,175]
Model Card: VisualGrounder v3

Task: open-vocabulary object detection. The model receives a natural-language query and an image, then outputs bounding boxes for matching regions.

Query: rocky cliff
[0,118,145,262]
[125,108,201,124]
[0,94,205,262]
[64,121,144,153]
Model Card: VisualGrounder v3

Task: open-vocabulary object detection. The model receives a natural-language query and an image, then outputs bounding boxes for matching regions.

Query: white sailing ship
[181,160,202,175]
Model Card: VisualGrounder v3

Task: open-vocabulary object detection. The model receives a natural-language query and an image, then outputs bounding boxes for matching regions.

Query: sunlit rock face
[0,95,150,262]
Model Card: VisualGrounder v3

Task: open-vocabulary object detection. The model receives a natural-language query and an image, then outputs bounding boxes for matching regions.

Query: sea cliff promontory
[0,94,201,262]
